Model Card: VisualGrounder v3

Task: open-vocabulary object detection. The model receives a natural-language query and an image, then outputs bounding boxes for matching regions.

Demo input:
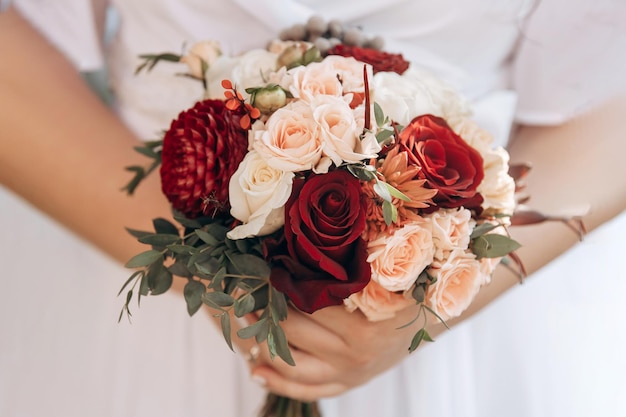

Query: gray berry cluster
[278,15,385,55]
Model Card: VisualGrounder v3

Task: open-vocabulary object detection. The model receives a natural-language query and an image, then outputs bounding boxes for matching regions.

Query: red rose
[264,170,371,313]
[326,44,410,75]
[398,115,484,210]
[160,99,248,218]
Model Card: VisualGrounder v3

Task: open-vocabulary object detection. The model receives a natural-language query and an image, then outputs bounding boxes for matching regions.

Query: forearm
[0,8,172,264]
[448,94,626,324]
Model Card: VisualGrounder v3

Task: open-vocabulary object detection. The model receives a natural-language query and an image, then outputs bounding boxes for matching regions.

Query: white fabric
[2,1,626,416]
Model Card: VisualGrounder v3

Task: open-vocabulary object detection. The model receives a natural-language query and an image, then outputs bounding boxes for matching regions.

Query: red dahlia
[326,44,410,75]
[160,99,249,219]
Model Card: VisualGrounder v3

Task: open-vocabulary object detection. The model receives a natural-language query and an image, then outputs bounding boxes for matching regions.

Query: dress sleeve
[9,0,104,71]
[512,0,626,125]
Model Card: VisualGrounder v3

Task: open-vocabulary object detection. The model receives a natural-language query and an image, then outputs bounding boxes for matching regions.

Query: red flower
[326,44,410,75]
[397,115,484,211]
[160,99,248,218]
[264,170,371,313]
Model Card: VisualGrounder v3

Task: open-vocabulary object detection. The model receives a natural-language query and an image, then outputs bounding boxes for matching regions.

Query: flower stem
[259,394,321,417]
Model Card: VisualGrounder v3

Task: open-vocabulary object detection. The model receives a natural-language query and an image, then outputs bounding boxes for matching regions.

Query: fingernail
[251,374,267,387]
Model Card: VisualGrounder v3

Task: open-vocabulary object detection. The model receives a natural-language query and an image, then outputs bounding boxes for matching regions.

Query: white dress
[2,1,626,416]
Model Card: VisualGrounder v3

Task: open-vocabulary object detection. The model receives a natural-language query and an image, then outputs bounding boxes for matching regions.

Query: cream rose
[180,40,222,79]
[425,249,489,321]
[454,119,516,216]
[205,49,279,100]
[252,100,325,172]
[344,280,416,322]
[373,67,470,126]
[427,208,475,261]
[367,220,434,292]
[311,96,380,166]
[227,151,295,240]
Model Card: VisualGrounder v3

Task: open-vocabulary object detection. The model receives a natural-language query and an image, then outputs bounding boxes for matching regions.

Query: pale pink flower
[427,208,475,261]
[367,220,434,292]
[180,40,222,79]
[344,280,416,322]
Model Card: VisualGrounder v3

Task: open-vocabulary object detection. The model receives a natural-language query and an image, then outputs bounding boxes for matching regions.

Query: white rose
[367,220,434,292]
[180,40,222,79]
[454,119,516,216]
[227,150,294,240]
[311,96,380,166]
[425,249,489,321]
[373,66,470,126]
[252,100,324,172]
[205,49,278,99]
[427,208,475,261]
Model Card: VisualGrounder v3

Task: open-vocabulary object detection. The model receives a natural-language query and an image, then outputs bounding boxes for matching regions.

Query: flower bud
[253,86,288,114]
[180,40,222,79]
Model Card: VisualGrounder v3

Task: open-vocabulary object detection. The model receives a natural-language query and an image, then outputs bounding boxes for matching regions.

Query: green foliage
[122,140,163,195]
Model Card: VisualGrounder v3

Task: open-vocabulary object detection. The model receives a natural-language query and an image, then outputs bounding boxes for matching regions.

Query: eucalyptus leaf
[220,313,234,351]
[470,222,500,239]
[167,260,193,278]
[206,223,229,241]
[234,293,256,317]
[270,287,288,322]
[409,328,426,353]
[202,291,235,308]
[125,250,163,268]
[270,324,295,366]
[472,234,521,259]
[172,210,203,228]
[208,267,226,291]
[133,145,159,158]
[411,285,425,303]
[167,244,197,255]
[138,233,180,246]
[237,317,268,339]
[195,229,220,246]
[348,165,376,181]
[376,129,394,145]
[146,263,173,295]
[228,253,271,278]
[153,218,179,235]
[235,238,253,254]
[125,228,154,239]
[117,270,143,296]
[373,180,392,202]
[139,271,150,296]
[184,280,206,316]
[382,201,397,225]
[385,183,411,202]
[374,102,385,127]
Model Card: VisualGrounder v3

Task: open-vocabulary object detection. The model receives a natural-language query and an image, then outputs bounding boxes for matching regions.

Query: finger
[251,365,349,402]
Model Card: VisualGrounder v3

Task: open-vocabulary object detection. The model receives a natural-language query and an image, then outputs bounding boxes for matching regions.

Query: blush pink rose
[345,280,416,322]
[424,249,489,321]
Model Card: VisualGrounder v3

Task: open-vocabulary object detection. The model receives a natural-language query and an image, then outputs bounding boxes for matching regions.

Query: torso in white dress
[2,1,626,416]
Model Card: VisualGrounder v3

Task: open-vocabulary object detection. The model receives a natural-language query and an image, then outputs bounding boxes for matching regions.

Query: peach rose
[367,220,434,292]
[252,100,325,172]
[427,208,475,261]
[344,280,416,322]
[312,95,380,166]
[425,249,489,321]
[286,55,368,103]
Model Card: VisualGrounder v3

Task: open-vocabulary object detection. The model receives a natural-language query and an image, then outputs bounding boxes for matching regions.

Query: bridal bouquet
[121,17,520,417]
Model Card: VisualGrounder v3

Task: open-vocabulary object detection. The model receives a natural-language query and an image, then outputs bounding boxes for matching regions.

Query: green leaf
[206,223,229,241]
[202,291,235,308]
[117,270,143,296]
[376,129,394,145]
[153,218,179,235]
[220,313,234,351]
[384,182,411,202]
[138,233,180,246]
[167,244,197,255]
[167,259,193,278]
[125,228,154,239]
[133,145,159,158]
[269,324,295,366]
[234,293,256,317]
[208,267,226,291]
[270,287,288,322]
[373,179,392,202]
[184,280,206,316]
[347,164,377,181]
[125,250,163,268]
[374,102,385,127]
[146,263,173,295]
[472,234,522,259]
[411,285,425,303]
[470,222,500,239]
[172,210,203,228]
[409,328,426,353]
[382,200,397,225]
[237,317,268,339]
[195,229,220,246]
[228,253,271,278]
